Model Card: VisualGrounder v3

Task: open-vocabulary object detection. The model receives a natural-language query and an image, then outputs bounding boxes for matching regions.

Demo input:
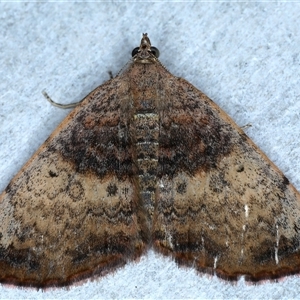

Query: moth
[1,33,300,288]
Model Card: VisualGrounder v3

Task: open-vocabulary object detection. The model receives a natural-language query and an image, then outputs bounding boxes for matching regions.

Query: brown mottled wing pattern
[0,78,146,288]
[1,33,300,288]
[153,74,300,281]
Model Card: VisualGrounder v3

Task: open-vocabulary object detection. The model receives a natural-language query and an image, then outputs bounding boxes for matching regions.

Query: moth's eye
[132,47,139,57]
[150,47,160,58]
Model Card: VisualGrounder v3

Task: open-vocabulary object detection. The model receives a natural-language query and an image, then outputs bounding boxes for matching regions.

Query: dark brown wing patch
[0,77,147,288]
[153,78,300,281]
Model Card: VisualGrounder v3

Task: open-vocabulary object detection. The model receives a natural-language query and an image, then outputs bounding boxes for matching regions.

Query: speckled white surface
[1,2,300,299]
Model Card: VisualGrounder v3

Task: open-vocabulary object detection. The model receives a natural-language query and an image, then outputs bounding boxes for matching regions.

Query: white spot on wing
[275,224,279,264]
[244,204,249,218]
[275,247,279,265]
[214,256,218,269]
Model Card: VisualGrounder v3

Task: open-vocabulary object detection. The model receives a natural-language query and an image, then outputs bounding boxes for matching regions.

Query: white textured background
[1,2,300,299]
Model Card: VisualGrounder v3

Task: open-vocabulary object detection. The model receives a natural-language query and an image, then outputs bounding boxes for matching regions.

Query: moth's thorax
[133,56,158,64]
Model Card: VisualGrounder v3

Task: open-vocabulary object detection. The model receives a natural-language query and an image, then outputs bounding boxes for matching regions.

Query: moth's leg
[240,123,252,130]
[108,71,114,79]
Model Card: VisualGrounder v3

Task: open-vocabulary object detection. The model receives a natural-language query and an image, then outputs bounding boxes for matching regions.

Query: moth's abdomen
[133,112,159,226]
[123,61,162,228]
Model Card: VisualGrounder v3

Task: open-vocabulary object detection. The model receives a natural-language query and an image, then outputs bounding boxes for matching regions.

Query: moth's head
[132,33,160,63]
